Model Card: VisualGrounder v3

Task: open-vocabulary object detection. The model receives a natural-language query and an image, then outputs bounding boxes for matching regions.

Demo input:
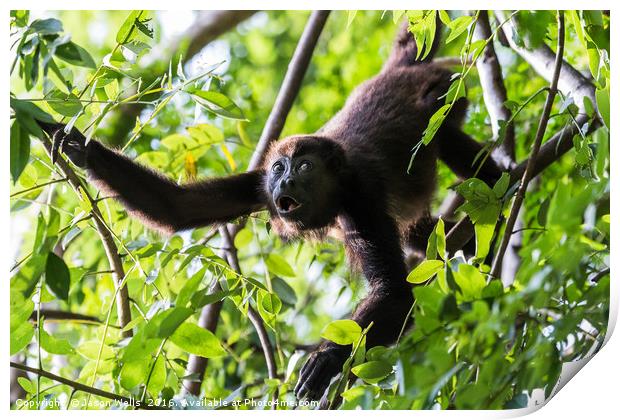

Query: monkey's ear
[327,153,345,171]
[325,142,346,172]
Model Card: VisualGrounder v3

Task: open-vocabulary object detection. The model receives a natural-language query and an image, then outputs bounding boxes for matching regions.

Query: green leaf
[474,222,494,260]
[134,17,154,39]
[321,320,361,345]
[10,97,53,137]
[596,84,610,129]
[40,328,74,355]
[492,173,510,198]
[120,357,149,390]
[455,382,490,409]
[537,197,551,226]
[421,104,451,145]
[481,280,504,299]
[439,294,460,322]
[406,10,437,60]
[157,307,194,338]
[10,121,30,183]
[407,260,444,284]
[17,377,35,394]
[259,291,282,315]
[445,15,474,44]
[76,341,115,360]
[453,264,486,301]
[44,89,83,117]
[147,357,166,396]
[272,276,297,306]
[10,293,34,331]
[438,10,451,25]
[45,252,70,301]
[12,253,47,299]
[190,288,230,310]
[190,90,246,120]
[55,41,96,68]
[30,18,63,34]
[426,218,447,260]
[123,328,161,362]
[445,79,466,104]
[513,11,555,49]
[455,178,498,222]
[116,11,142,44]
[11,322,34,355]
[258,291,282,328]
[176,267,205,307]
[79,360,114,380]
[187,123,225,145]
[170,322,226,358]
[265,254,296,278]
[11,10,30,28]
[347,11,358,28]
[351,360,393,383]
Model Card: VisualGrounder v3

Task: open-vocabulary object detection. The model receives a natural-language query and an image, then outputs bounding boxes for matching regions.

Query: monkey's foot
[294,347,346,402]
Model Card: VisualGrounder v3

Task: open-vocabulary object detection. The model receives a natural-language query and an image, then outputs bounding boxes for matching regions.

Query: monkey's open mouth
[277,196,302,213]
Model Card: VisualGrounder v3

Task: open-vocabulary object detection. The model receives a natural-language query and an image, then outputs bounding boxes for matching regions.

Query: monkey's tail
[385,15,441,68]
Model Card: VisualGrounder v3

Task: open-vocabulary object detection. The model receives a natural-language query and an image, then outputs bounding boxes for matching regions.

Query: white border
[3,1,618,418]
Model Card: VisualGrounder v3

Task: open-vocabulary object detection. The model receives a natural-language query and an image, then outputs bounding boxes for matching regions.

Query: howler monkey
[37,23,501,402]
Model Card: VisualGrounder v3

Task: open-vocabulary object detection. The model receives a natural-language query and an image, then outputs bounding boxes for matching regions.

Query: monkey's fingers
[294,352,338,402]
[51,131,67,164]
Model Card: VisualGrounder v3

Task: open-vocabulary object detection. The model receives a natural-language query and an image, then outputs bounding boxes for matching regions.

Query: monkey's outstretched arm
[37,121,267,233]
[295,202,413,401]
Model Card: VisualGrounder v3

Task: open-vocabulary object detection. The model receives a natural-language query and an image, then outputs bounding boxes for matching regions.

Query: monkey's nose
[281,177,295,189]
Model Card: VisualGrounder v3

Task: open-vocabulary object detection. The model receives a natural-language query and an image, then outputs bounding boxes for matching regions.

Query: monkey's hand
[36,120,88,168]
[294,344,348,402]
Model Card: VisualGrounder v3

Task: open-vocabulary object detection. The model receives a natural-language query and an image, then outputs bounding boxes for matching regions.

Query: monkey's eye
[298,160,313,172]
[272,162,285,174]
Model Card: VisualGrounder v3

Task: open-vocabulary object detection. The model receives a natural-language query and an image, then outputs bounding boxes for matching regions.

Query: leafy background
[10,10,610,410]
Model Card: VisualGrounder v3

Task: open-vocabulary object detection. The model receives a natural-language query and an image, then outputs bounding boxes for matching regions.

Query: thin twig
[489,11,566,279]
[10,178,68,198]
[220,227,278,380]
[107,11,257,146]
[29,309,101,324]
[589,268,610,283]
[473,10,515,162]
[10,362,160,409]
[37,135,133,337]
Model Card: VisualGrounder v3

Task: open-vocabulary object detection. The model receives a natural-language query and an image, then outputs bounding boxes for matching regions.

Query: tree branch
[106,11,257,145]
[29,309,102,324]
[495,10,596,111]
[472,10,521,284]
[446,112,594,254]
[10,362,159,409]
[248,10,331,170]
[590,268,610,283]
[446,9,599,259]
[179,11,257,61]
[38,136,133,338]
[489,11,565,278]
[181,11,330,396]
[220,226,278,380]
[473,10,515,162]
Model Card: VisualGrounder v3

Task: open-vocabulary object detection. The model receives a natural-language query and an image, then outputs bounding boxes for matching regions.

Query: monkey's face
[267,152,341,230]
